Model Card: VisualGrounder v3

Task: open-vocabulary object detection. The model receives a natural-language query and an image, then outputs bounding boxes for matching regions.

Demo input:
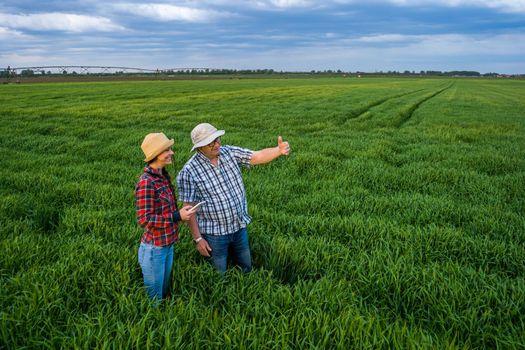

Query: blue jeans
[138,242,174,300]
[203,227,252,274]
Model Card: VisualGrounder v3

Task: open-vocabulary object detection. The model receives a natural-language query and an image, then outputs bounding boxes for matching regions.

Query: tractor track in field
[335,88,428,126]
[394,81,455,128]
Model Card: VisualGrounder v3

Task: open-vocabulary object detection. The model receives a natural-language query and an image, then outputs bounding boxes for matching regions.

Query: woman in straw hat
[135,132,195,301]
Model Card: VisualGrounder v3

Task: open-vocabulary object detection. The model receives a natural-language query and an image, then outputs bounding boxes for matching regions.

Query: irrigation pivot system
[1,65,213,79]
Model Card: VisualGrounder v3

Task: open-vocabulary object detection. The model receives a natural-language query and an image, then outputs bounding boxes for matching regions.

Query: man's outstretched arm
[250,136,290,165]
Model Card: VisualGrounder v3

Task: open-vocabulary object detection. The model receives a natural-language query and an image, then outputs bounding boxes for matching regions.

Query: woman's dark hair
[162,168,176,194]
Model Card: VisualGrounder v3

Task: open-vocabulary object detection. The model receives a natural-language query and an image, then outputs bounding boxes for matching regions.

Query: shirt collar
[195,150,222,165]
[144,164,164,176]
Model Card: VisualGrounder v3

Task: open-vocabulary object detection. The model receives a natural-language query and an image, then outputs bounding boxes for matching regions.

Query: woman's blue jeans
[138,242,174,300]
[202,227,252,274]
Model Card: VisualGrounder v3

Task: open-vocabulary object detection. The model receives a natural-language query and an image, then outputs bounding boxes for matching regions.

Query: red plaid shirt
[135,165,179,246]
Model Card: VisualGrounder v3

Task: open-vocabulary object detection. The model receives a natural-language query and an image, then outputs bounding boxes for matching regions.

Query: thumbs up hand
[277,136,290,156]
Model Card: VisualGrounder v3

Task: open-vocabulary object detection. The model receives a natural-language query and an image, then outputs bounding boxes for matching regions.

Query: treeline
[1,68,522,78]
[148,69,511,77]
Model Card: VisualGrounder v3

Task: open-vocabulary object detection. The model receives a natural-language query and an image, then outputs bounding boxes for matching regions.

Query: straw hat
[190,123,225,151]
[141,133,174,162]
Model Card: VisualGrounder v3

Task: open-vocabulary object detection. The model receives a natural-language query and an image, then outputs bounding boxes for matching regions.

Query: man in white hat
[176,123,290,273]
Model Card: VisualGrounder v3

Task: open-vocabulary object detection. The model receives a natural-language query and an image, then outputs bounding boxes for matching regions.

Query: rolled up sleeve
[226,145,253,168]
[176,168,197,203]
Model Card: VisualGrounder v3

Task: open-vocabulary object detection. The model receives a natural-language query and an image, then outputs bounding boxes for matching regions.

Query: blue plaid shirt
[176,145,253,236]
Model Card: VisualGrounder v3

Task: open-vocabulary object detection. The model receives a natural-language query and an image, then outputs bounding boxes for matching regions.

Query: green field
[1,77,524,348]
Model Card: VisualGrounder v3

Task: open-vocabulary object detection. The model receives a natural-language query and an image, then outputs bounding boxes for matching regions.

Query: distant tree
[447,70,480,77]
[21,69,35,76]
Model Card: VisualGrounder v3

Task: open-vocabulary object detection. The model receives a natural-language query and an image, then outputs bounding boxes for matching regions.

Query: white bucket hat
[141,132,174,162]
[190,123,225,151]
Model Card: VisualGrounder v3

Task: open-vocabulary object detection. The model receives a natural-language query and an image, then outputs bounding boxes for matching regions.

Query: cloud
[0,53,49,66]
[113,3,234,22]
[379,0,525,14]
[187,0,315,9]
[340,32,525,55]
[355,34,419,43]
[477,0,525,13]
[1,1,523,73]
[0,26,31,39]
[408,33,525,56]
[0,12,124,32]
[2,31,523,73]
[186,31,524,72]
[266,0,314,8]
[253,0,525,13]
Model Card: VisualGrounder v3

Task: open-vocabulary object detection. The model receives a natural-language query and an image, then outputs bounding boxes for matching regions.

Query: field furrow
[333,87,428,126]
[394,82,455,128]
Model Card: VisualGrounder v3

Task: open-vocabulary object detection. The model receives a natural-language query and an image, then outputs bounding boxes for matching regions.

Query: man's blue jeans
[138,242,174,300]
[202,227,252,274]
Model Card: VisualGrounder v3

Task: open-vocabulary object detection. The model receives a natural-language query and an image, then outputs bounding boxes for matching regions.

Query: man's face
[199,137,221,159]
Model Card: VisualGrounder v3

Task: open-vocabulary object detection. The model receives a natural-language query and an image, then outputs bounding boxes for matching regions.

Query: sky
[1,0,524,73]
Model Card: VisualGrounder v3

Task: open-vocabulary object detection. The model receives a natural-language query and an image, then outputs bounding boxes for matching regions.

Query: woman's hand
[179,205,195,221]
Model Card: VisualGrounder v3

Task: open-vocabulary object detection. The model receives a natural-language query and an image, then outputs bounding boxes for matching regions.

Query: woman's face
[153,147,175,168]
